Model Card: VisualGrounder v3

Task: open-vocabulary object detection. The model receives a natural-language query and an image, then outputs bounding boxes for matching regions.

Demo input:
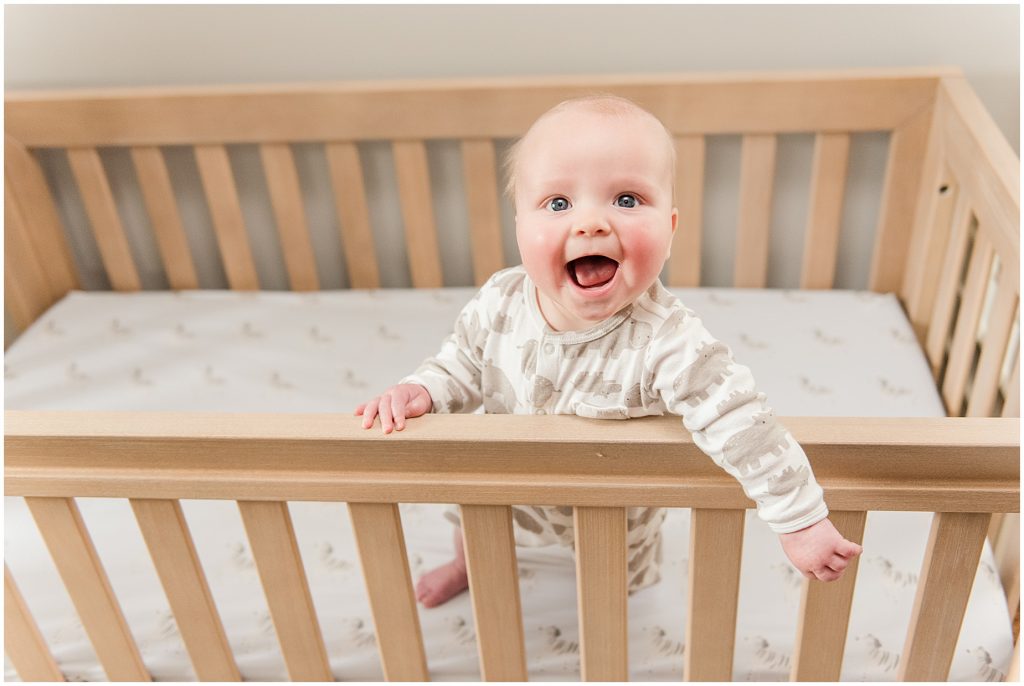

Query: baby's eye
[547,197,571,212]
[616,194,639,208]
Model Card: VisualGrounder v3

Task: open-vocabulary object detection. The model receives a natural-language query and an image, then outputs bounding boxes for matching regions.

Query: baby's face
[514,108,678,332]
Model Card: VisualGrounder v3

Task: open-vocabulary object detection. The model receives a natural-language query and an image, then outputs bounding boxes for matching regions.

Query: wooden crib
[4,67,1020,681]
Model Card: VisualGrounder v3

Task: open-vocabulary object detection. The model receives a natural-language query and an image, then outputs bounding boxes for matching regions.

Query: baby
[356,95,862,608]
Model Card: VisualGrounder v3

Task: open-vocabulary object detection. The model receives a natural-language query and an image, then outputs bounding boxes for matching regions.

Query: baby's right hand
[355,383,433,434]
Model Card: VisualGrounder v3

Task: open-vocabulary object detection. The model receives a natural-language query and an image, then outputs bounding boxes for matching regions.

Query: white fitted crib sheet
[4,287,1013,681]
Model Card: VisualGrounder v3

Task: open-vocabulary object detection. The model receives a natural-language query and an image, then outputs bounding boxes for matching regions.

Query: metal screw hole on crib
[939,184,950,194]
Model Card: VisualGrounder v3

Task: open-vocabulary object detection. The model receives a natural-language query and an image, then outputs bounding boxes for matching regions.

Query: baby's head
[506,95,678,332]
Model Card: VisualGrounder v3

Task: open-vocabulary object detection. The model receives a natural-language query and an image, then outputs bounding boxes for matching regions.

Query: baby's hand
[778,518,863,582]
[355,383,432,434]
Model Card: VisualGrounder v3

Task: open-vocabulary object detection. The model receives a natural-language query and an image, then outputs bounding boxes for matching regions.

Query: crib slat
[130,499,240,681]
[899,512,991,681]
[925,193,973,376]
[236,500,332,681]
[686,508,744,681]
[5,183,52,330]
[942,235,996,414]
[574,506,628,681]
[461,139,505,286]
[790,510,867,681]
[393,140,444,288]
[325,142,380,289]
[670,134,705,287]
[260,143,320,291]
[6,135,79,298]
[801,133,850,289]
[194,144,260,290]
[347,503,429,681]
[904,167,957,340]
[1002,356,1020,417]
[900,99,947,328]
[870,106,931,293]
[5,565,65,681]
[130,146,199,290]
[24,497,150,681]
[967,266,1018,416]
[735,134,776,288]
[460,505,527,681]
[67,147,142,292]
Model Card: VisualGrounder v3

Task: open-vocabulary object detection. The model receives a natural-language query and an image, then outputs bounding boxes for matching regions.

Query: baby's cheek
[518,231,563,280]
[624,232,672,281]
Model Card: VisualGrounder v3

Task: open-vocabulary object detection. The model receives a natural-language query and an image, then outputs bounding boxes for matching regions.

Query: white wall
[4,4,1019,311]
[6,4,1018,152]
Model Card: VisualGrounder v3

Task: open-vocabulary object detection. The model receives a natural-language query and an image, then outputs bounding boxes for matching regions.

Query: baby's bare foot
[415,560,469,608]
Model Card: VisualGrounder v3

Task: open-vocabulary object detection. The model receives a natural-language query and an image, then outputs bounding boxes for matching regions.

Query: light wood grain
[906,170,958,343]
[942,235,995,414]
[801,133,850,289]
[574,506,628,681]
[1009,640,1020,682]
[5,183,52,330]
[347,502,429,681]
[67,147,141,292]
[899,512,991,681]
[236,500,332,681]
[460,505,527,681]
[461,139,505,286]
[937,77,1019,290]
[925,193,974,376]
[967,264,1019,416]
[393,140,444,288]
[5,565,65,681]
[686,508,744,681]
[194,144,260,290]
[130,146,199,290]
[260,142,319,291]
[6,69,952,146]
[325,142,380,289]
[5,135,78,298]
[130,499,240,681]
[870,106,932,294]
[790,510,867,681]
[900,95,947,325]
[735,134,776,288]
[1002,356,1020,418]
[25,497,150,681]
[669,134,705,287]
[5,414,1018,513]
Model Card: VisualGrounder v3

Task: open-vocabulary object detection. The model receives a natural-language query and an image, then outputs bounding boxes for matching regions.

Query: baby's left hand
[779,518,863,582]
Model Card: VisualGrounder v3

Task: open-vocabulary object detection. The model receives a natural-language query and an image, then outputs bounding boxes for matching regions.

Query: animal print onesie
[402,266,828,593]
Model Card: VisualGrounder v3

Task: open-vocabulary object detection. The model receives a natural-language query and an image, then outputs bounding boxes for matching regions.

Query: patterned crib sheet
[4,288,1011,681]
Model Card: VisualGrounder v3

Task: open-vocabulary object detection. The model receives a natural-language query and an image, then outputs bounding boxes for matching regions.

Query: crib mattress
[4,287,1012,681]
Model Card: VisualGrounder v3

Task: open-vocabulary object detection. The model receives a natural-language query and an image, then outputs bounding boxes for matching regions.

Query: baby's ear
[664,208,680,260]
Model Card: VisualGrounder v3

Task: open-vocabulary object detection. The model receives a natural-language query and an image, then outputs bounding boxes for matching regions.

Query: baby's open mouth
[567,255,619,289]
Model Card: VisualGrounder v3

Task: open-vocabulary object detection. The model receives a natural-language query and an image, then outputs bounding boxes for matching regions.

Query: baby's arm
[355,383,432,434]
[649,306,861,581]
[356,285,489,433]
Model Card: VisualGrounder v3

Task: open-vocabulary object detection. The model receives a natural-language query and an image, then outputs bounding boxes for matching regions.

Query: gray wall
[4,5,1019,315]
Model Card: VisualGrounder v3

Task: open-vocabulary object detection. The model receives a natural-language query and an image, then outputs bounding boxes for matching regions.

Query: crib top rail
[5,67,960,146]
[5,411,1018,513]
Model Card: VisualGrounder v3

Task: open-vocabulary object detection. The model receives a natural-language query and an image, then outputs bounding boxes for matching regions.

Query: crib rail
[6,67,965,335]
[5,411,1018,682]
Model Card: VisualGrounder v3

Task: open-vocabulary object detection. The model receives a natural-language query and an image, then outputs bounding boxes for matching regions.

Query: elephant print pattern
[403,266,828,590]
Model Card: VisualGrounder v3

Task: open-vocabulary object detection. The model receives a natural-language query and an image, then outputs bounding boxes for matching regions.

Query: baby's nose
[573,214,611,236]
